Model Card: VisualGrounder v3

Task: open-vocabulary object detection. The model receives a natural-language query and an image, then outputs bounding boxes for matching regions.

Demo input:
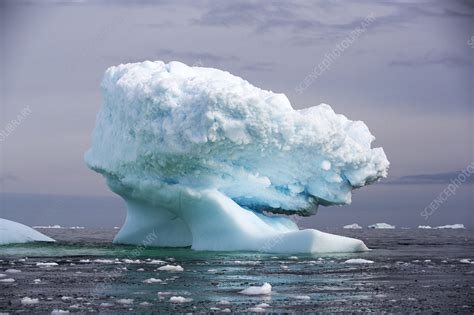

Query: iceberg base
[111,182,368,254]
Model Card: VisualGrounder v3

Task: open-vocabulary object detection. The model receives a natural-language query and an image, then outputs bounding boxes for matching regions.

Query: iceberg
[368,223,395,229]
[0,218,55,245]
[85,61,389,253]
[343,223,363,229]
[434,224,465,229]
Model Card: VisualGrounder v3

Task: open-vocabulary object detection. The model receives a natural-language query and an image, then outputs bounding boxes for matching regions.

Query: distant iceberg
[368,223,395,229]
[434,224,465,229]
[0,218,55,245]
[418,225,432,229]
[85,61,389,253]
[343,223,363,229]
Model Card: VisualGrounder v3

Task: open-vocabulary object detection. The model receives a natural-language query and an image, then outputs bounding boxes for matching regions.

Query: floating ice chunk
[139,301,152,306]
[344,258,374,264]
[169,296,193,303]
[147,259,166,265]
[51,310,69,314]
[239,283,272,295]
[218,300,231,305]
[93,259,114,264]
[5,269,21,273]
[0,218,55,245]
[21,297,39,305]
[294,295,311,300]
[368,223,395,229]
[36,262,58,267]
[0,278,15,283]
[434,224,465,229]
[288,256,298,260]
[248,307,267,312]
[221,308,231,313]
[32,225,62,229]
[85,61,389,253]
[344,223,362,229]
[158,265,184,272]
[255,303,270,308]
[418,225,431,229]
[100,303,113,307]
[460,259,473,264]
[116,299,134,305]
[143,278,162,284]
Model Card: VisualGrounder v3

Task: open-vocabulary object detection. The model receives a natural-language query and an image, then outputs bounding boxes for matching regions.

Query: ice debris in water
[239,283,272,295]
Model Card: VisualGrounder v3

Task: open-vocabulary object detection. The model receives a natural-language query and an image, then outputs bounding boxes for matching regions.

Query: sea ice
[418,225,431,229]
[21,297,39,305]
[143,278,162,283]
[434,224,465,229]
[85,61,389,253]
[157,265,184,272]
[368,223,395,229]
[344,258,374,264]
[239,283,272,295]
[0,218,55,245]
[169,296,193,303]
[344,223,362,229]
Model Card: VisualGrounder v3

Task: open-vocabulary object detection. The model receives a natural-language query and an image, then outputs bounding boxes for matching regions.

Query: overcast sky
[1,0,473,228]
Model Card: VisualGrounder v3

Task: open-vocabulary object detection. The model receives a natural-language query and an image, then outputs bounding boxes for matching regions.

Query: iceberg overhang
[85,60,389,253]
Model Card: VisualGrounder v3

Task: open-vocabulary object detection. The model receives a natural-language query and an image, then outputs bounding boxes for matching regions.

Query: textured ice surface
[368,223,395,229]
[344,223,363,229]
[435,224,465,229]
[0,218,55,245]
[85,61,389,253]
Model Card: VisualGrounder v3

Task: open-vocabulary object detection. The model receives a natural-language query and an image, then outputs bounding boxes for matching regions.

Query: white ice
[418,225,432,229]
[368,223,395,229]
[239,283,272,295]
[434,224,465,229]
[344,258,374,264]
[0,218,55,245]
[343,223,362,229]
[85,61,389,253]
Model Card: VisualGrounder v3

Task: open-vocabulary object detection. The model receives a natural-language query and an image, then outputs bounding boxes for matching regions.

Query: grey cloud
[386,170,474,185]
[390,52,471,68]
[156,49,239,66]
[0,173,19,183]
[240,62,277,72]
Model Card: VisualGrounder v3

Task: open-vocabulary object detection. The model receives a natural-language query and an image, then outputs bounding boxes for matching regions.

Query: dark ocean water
[0,228,473,313]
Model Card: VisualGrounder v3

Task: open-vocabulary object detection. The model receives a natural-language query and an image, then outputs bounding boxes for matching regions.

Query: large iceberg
[0,218,55,245]
[85,61,389,253]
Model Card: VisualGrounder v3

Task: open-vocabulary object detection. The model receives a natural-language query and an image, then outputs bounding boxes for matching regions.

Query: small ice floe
[143,278,162,284]
[147,259,166,265]
[344,259,374,264]
[239,283,272,295]
[293,295,311,300]
[418,225,431,229]
[0,278,15,283]
[169,296,193,303]
[434,224,465,229]
[248,303,270,313]
[36,262,58,267]
[221,308,231,313]
[93,259,114,264]
[280,265,289,269]
[99,303,113,307]
[5,268,21,273]
[79,259,90,263]
[69,226,85,229]
[139,301,152,307]
[33,225,62,229]
[368,223,395,229]
[288,256,298,260]
[217,300,231,305]
[69,304,80,309]
[407,297,417,301]
[51,310,69,314]
[137,268,145,272]
[460,259,474,264]
[116,298,134,305]
[21,297,39,305]
[113,226,120,229]
[61,296,73,301]
[210,307,221,311]
[343,223,362,229]
[424,259,431,263]
[158,265,184,272]
[123,259,141,264]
